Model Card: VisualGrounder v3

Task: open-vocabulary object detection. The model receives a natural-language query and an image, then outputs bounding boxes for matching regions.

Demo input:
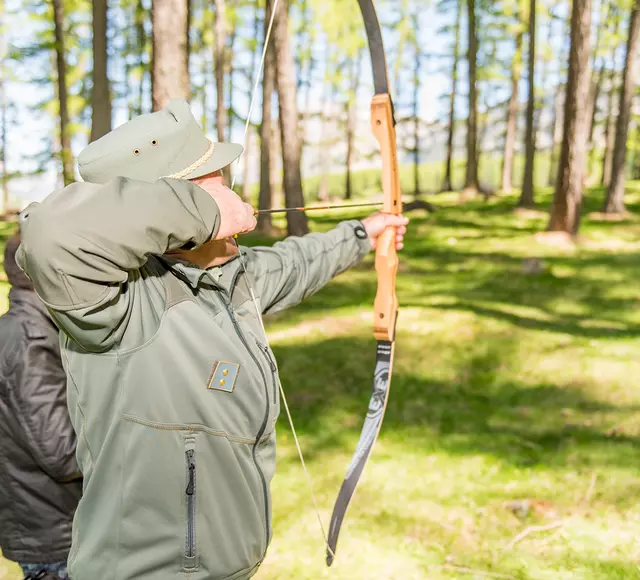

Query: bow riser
[371,95,401,344]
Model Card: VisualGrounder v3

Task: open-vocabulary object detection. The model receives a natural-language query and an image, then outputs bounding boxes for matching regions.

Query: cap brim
[180,142,244,180]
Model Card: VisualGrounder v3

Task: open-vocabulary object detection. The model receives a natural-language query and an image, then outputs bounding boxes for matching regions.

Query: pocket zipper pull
[186,450,195,496]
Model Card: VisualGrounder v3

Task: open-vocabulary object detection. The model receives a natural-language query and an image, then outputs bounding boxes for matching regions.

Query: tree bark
[90,0,111,142]
[442,0,462,192]
[0,0,8,214]
[344,53,362,200]
[585,0,607,143]
[213,0,230,182]
[412,15,422,197]
[502,8,524,194]
[242,0,261,203]
[152,0,189,111]
[547,18,570,187]
[135,0,148,116]
[547,83,563,186]
[603,0,639,213]
[633,122,640,180]
[258,0,276,235]
[273,0,308,235]
[602,75,617,186]
[548,0,592,235]
[317,50,335,203]
[51,0,74,186]
[226,29,236,142]
[463,0,479,197]
[601,8,621,186]
[519,0,536,207]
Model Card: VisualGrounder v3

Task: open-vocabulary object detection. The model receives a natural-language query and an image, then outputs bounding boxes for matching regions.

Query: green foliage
[3,186,640,578]
[253,183,640,579]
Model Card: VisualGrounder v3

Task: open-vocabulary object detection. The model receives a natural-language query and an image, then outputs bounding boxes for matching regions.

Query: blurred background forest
[0,0,638,234]
[1,0,640,578]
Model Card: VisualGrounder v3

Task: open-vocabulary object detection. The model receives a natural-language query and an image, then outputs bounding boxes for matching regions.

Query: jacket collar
[159,255,224,290]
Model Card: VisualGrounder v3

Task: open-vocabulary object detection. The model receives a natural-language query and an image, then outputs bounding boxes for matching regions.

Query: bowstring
[230,0,334,557]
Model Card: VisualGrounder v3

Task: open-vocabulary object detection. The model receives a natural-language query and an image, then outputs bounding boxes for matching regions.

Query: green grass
[2,186,640,579]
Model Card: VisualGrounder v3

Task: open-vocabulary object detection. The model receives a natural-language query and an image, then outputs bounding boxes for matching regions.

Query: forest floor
[1,185,640,580]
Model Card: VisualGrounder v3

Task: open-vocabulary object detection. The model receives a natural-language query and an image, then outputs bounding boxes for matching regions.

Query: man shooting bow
[17,99,408,580]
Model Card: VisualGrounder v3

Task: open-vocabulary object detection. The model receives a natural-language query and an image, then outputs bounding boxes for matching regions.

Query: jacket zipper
[184,442,197,570]
[219,281,272,550]
[256,340,278,405]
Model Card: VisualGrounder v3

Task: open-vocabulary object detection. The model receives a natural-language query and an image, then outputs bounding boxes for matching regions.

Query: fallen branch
[505,520,565,550]
[433,564,515,579]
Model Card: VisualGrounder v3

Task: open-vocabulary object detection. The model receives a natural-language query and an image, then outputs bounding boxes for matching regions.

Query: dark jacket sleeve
[13,322,81,482]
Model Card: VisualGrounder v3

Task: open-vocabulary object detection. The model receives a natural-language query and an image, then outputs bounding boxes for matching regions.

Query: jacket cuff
[344,219,372,261]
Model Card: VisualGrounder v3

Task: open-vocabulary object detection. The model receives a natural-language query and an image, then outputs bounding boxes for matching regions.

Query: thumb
[381,214,409,226]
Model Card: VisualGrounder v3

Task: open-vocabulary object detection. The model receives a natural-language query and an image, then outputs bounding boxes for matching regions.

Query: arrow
[254,202,383,215]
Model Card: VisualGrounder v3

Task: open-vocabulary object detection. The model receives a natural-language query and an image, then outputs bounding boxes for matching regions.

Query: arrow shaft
[254,202,383,215]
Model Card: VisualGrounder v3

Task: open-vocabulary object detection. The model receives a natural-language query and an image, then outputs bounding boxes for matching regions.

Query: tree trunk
[585,0,607,143]
[603,0,639,213]
[633,122,640,180]
[602,69,617,186]
[519,0,536,207]
[412,15,421,197]
[463,0,479,197]
[273,0,308,236]
[442,0,462,192]
[51,0,74,186]
[317,52,335,203]
[135,0,148,116]
[548,0,592,235]
[214,0,230,182]
[258,0,276,235]
[547,83,563,186]
[585,0,611,182]
[90,0,111,142]
[152,0,189,111]
[547,18,570,187]
[586,59,606,180]
[344,53,362,200]
[226,29,236,142]
[242,0,262,202]
[502,9,524,194]
[186,0,191,76]
[297,0,313,162]
[0,0,8,214]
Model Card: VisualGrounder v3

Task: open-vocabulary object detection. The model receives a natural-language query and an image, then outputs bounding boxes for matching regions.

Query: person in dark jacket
[0,231,82,580]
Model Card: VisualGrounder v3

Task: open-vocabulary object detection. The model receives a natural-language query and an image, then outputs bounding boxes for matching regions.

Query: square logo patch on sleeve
[208,361,240,392]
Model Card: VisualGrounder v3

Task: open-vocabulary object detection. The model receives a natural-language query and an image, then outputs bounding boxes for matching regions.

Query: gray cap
[78,99,243,184]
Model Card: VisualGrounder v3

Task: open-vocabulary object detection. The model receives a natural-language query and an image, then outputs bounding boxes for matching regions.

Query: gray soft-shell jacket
[0,288,82,563]
[17,177,370,580]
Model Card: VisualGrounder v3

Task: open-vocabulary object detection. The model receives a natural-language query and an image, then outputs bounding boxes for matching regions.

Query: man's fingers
[383,214,409,226]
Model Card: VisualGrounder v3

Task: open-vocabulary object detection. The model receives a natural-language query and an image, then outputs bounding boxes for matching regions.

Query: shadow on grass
[273,333,640,472]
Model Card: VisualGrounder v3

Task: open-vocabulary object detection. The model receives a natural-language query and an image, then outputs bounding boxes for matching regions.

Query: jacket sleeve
[244,220,371,315]
[16,177,220,351]
[13,324,81,482]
